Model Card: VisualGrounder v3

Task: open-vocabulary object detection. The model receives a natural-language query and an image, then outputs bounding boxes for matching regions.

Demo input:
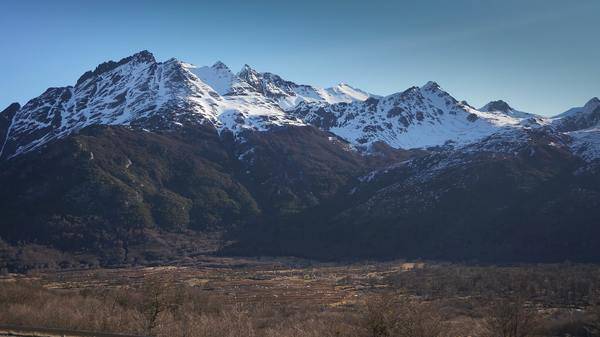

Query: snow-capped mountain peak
[323,83,371,103]
[480,100,512,113]
[189,60,256,96]
[76,50,156,86]
[0,51,382,159]
[553,97,600,132]
[479,100,535,119]
[421,81,441,91]
[211,60,229,70]
[237,64,261,88]
[3,50,596,162]
[560,97,600,161]
[291,80,535,150]
[555,97,600,119]
[236,65,372,110]
[583,97,600,112]
[418,81,467,109]
[0,51,303,159]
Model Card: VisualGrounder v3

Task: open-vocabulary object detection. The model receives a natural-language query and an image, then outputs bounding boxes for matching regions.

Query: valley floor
[1,257,599,337]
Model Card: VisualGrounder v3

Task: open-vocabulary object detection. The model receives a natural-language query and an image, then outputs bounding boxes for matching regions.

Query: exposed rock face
[0,102,20,155]
[482,100,513,113]
[553,97,600,132]
[0,51,303,160]
[291,82,536,150]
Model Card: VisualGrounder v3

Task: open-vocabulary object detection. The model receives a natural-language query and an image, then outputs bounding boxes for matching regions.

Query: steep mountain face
[0,51,374,161]
[0,125,257,259]
[230,128,600,262]
[551,98,600,162]
[1,51,596,162]
[0,124,365,270]
[0,51,302,160]
[0,103,19,148]
[237,64,371,109]
[553,97,600,132]
[189,61,255,96]
[567,128,600,162]
[290,82,541,150]
[1,50,600,269]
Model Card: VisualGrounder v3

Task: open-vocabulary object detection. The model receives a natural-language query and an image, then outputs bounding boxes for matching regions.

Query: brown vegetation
[362,294,448,337]
[1,261,600,337]
[482,298,539,337]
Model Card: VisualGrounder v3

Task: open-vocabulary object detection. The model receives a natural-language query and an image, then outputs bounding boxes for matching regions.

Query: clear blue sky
[1,0,598,116]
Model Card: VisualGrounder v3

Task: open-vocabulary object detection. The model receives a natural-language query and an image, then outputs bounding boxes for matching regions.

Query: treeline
[384,264,600,307]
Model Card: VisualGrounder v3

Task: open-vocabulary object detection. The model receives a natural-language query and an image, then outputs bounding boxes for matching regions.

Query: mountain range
[1,51,599,271]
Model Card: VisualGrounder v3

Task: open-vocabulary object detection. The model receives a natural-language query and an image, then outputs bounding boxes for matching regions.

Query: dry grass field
[1,257,599,337]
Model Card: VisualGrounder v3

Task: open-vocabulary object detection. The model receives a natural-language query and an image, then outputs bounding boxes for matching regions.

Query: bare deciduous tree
[363,294,448,337]
[585,299,600,337]
[483,298,539,337]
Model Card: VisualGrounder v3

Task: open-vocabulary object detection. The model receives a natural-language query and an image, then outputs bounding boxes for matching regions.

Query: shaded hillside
[0,124,365,269]
[228,130,600,263]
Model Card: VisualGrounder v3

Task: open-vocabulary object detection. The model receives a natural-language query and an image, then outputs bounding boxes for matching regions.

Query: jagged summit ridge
[1,50,598,161]
[0,51,301,159]
[553,97,600,160]
[188,60,257,96]
[235,64,373,109]
[76,50,156,85]
[583,97,600,112]
[552,97,600,132]
[291,81,537,149]
[0,50,378,159]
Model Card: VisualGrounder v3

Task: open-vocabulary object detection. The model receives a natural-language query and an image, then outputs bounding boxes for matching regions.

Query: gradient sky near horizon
[1,0,599,116]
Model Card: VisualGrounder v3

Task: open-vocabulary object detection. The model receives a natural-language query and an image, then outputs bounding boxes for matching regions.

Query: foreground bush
[2,278,600,337]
